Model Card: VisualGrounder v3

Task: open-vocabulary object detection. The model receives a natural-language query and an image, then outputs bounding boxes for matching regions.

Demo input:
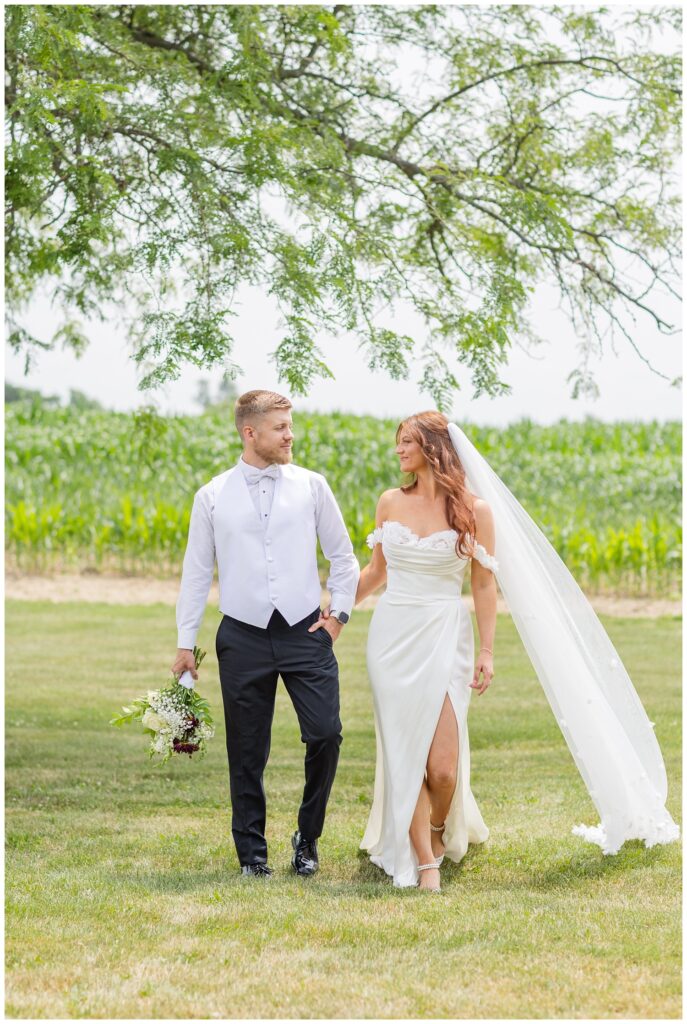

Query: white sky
[5,275,681,424]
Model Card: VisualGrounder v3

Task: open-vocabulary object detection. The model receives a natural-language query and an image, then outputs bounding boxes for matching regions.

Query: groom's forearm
[326,550,360,617]
[314,474,360,615]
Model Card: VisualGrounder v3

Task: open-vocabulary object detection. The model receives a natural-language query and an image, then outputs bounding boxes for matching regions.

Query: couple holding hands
[173,389,677,893]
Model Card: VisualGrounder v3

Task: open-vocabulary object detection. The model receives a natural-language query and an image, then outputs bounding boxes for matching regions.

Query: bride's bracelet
[479,647,493,655]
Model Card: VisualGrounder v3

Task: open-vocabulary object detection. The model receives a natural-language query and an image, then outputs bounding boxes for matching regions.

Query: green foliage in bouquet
[110,647,214,764]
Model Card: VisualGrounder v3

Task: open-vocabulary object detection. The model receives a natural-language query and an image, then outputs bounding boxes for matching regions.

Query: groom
[172,390,359,877]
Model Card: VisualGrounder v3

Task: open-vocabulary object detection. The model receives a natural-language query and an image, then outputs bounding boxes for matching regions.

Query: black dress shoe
[291,830,319,876]
[240,863,273,878]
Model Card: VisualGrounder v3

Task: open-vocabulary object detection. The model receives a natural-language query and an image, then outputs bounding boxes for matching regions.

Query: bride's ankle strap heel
[430,820,446,866]
[417,861,441,892]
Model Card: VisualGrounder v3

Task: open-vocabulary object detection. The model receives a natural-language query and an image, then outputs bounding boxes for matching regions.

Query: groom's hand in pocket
[308,607,343,643]
[171,648,198,680]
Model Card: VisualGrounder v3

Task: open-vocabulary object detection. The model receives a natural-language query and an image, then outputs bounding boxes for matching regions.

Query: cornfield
[5,401,681,595]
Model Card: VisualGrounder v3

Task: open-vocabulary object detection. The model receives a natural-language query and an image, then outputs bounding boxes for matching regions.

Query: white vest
[213,463,322,628]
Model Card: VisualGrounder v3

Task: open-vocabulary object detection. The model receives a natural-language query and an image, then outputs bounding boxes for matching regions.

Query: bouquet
[110,647,214,764]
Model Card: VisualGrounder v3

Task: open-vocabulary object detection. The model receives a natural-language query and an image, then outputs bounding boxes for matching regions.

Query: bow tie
[242,463,280,484]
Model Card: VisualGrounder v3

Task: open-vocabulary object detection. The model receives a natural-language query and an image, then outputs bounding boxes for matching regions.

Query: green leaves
[5,4,681,403]
[109,695,151,728]
[364,329,413,382]
[272,318,334,395]
[132,290,235,389]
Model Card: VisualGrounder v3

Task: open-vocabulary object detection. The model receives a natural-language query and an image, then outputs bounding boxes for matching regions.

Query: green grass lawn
[5,600,681,1019]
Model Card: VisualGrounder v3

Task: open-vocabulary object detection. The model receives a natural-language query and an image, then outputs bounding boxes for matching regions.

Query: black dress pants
[215,607,342,866]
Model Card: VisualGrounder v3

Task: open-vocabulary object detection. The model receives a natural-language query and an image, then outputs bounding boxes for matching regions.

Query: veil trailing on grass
[448,423,679,855]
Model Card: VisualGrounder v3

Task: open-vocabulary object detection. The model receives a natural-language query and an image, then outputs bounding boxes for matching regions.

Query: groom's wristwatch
[329,610,349,625]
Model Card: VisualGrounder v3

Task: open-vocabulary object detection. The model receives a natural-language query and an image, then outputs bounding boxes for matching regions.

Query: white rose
[142,709,164,731]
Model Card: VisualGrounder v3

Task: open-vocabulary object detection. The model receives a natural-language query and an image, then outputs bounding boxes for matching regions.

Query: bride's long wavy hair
[397,411,476,557]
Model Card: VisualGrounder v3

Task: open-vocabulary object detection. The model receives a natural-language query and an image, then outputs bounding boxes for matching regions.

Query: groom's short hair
[234,390,292,436]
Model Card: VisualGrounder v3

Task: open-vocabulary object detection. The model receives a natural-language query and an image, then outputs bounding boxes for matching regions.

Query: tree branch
[391,53,678,154]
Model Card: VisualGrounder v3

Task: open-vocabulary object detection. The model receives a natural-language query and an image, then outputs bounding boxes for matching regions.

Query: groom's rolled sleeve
[176,486,216,649]
[312,474,360,616]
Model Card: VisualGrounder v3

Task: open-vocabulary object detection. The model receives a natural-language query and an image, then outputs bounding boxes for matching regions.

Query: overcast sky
[6,272,681,425]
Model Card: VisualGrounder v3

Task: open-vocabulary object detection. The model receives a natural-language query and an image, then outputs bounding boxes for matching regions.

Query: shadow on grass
[354,838,675,896]
[125,838,676,900]
[446,838,676,892]
[523,842,674,891]
[130,866,404,904]
[127,866,232,892]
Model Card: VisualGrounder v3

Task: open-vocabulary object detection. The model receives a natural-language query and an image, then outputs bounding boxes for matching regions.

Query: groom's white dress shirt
[240,457,278,524]
[176,456,360,649]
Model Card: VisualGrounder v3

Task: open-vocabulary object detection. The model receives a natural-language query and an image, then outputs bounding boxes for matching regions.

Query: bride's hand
[471,651,493,695]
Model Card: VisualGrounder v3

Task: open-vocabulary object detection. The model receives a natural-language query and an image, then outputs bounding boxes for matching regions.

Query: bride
[356,411,495,892]
[355,411,679,892]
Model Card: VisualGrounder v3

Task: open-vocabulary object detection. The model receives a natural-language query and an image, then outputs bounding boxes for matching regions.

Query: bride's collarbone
[382,488,478,540]
[385,504,453,540]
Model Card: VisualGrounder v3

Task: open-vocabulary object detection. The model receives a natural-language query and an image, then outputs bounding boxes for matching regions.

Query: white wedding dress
[360,425,679,877]
[360,520,496,887]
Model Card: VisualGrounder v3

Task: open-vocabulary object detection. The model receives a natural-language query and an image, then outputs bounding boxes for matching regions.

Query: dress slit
[406,685,459,864]
[423,690,461,829]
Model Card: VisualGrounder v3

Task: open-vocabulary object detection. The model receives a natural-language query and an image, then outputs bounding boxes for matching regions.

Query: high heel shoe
[417,861,442,893]
[430,819,446,866]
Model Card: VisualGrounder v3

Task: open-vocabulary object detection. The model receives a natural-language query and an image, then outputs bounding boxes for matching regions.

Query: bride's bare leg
[426,695,459,859]
[409,779,439,890]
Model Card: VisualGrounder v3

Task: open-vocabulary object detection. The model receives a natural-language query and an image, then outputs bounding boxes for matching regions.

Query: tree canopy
[5,4,682,406]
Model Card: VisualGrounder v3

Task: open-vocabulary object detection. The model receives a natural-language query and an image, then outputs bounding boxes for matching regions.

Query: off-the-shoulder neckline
[378,520,457,543]
[368,522,499,572]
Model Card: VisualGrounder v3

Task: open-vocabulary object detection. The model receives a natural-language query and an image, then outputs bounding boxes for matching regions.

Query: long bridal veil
[448,423,679,854]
